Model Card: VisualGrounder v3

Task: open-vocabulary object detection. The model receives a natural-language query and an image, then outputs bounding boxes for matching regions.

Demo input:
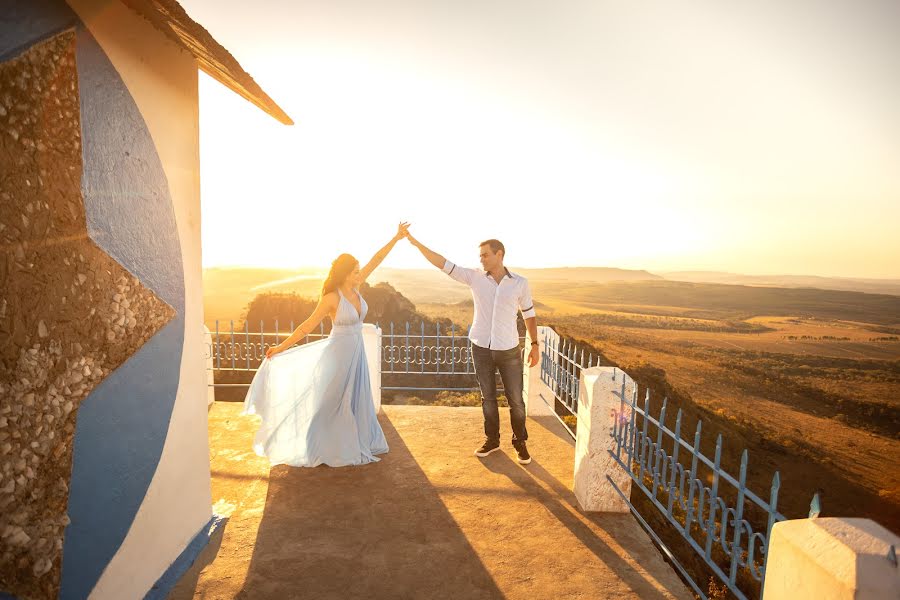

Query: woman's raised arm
[359,221,409,282]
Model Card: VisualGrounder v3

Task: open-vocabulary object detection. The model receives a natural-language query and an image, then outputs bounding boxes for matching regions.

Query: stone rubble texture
[0,32,175,600]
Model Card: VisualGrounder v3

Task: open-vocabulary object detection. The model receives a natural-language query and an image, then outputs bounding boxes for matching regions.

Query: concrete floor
[169,402,691,600]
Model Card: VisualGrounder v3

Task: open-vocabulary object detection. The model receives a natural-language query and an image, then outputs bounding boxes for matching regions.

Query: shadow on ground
[165,521,227,599]
[234,415,503,599]
[170,403,689,600]
[481,452,674,600]
[529,415,576,446]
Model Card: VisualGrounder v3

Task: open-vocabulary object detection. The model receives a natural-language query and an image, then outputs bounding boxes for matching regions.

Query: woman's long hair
[321,253,358,297]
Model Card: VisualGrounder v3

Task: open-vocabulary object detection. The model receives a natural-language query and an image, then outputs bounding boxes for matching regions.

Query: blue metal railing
[606,377,809,600]
[208,319,330,383]
[206,319,524,392]
[380,321,483,391]
[534,330,822,598]
[539,329,613,437]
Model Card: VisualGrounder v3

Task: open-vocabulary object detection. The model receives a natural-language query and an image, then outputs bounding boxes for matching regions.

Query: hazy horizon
[202,262,900,283]
[186,0,900,279]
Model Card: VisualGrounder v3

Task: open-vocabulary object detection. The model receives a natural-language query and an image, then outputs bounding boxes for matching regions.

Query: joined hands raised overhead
[395,221,411,241]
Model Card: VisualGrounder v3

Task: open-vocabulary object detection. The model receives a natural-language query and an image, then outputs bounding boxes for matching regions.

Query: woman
[242,222,410,467]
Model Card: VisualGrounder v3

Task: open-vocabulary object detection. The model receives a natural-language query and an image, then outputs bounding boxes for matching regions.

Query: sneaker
[513,442,532,465]
[474,439,501,457]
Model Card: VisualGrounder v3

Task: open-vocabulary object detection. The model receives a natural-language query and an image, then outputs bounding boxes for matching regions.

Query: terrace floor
[169,402,691,599]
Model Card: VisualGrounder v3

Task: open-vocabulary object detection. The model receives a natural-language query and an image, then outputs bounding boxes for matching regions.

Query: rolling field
[417,288,900,533]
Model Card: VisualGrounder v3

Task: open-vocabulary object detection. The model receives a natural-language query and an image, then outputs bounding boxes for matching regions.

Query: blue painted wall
[0,1,188,598]
[0,0,184,598]
[0,0,77,62]
[59,26,186,600]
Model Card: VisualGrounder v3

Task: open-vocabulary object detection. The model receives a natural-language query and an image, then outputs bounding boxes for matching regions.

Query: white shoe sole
[474,446,501,458]
[516,456,532,465]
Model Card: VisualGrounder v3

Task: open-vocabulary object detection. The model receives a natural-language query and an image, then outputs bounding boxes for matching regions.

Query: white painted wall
[64,1,213,597]
[363,324,382,412]
[523,325,558,417]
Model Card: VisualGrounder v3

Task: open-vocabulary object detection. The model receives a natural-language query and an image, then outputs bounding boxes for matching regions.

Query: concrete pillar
[203,325,214,406]
[762,517,899,600]
[573,366,636,513]
[523,325,557,417]
[363,324,382,413]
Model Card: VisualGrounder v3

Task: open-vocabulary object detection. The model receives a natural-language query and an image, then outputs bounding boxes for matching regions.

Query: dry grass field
[417,288,900,537]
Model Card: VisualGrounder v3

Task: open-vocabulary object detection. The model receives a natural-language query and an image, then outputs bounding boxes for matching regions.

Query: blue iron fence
[206,319,525,392]
[381,321,482,391]
[207,320,329,385]
[606,378,821,600]
[536,330,824,599]
[539,329,614,438]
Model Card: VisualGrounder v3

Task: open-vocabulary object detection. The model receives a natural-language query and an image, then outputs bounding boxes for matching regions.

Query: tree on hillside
[241,282,453,333]
[242,293,317,332]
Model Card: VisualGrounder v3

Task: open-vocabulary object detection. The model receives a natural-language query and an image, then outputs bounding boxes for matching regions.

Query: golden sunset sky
[184,0,900,279]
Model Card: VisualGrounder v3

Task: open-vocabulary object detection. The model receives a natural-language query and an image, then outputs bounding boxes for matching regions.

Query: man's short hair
[480,239,505,257]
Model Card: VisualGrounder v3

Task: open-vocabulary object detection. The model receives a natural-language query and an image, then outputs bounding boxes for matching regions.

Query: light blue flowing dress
[242,289,389,467]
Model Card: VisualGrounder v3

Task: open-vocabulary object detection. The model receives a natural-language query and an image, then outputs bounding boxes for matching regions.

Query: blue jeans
[471,343,528,445]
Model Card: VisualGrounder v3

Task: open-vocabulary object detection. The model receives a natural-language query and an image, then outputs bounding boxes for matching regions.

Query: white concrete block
[573,366,636,513]
[363,324,382,413]
[763,517,900,600]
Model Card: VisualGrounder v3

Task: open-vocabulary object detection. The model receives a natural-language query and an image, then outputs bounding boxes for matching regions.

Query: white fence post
[203,325,215,407]
[523,325,557,417]
[363,324,382,413]
[762,517,899,599]
[573,366,635,512]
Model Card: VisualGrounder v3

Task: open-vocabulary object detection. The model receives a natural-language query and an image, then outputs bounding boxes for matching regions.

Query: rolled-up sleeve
[519,279,536,319]
[442,259,474,285]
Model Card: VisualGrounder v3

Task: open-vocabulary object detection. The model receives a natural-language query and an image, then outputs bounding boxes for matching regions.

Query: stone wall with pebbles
[0,32,174,600]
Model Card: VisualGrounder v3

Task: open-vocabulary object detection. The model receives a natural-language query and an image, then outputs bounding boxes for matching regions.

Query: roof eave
[120,0,294,126]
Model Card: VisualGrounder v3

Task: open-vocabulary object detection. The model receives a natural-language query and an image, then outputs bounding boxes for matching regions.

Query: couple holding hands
[243,223,538,468]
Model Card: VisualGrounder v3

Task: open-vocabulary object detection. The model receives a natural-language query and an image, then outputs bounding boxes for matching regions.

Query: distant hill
[202,266,659,323]
[203,267,325,325]
[543,280,900,325]
[203,266,324,303]
[203,266,900,328]
[240,282,449,332]
[512,267,662,282]
[661,271,900,297]
[372,267,660,303]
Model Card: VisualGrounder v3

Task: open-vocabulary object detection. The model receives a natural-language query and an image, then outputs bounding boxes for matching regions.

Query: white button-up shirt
[442,259,536,351]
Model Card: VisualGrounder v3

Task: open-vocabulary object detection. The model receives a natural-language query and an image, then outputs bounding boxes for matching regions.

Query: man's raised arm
[407,232,474,285]
[406,233,446,270]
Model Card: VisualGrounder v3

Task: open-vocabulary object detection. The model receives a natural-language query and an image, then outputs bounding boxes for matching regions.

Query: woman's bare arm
[266,293,339,358]
[359,222,409,282]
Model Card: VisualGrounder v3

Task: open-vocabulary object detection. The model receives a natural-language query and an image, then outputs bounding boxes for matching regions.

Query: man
[406,232,538,465]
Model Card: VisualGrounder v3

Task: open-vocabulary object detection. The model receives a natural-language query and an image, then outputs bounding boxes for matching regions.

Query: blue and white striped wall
[2,0,215,597]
